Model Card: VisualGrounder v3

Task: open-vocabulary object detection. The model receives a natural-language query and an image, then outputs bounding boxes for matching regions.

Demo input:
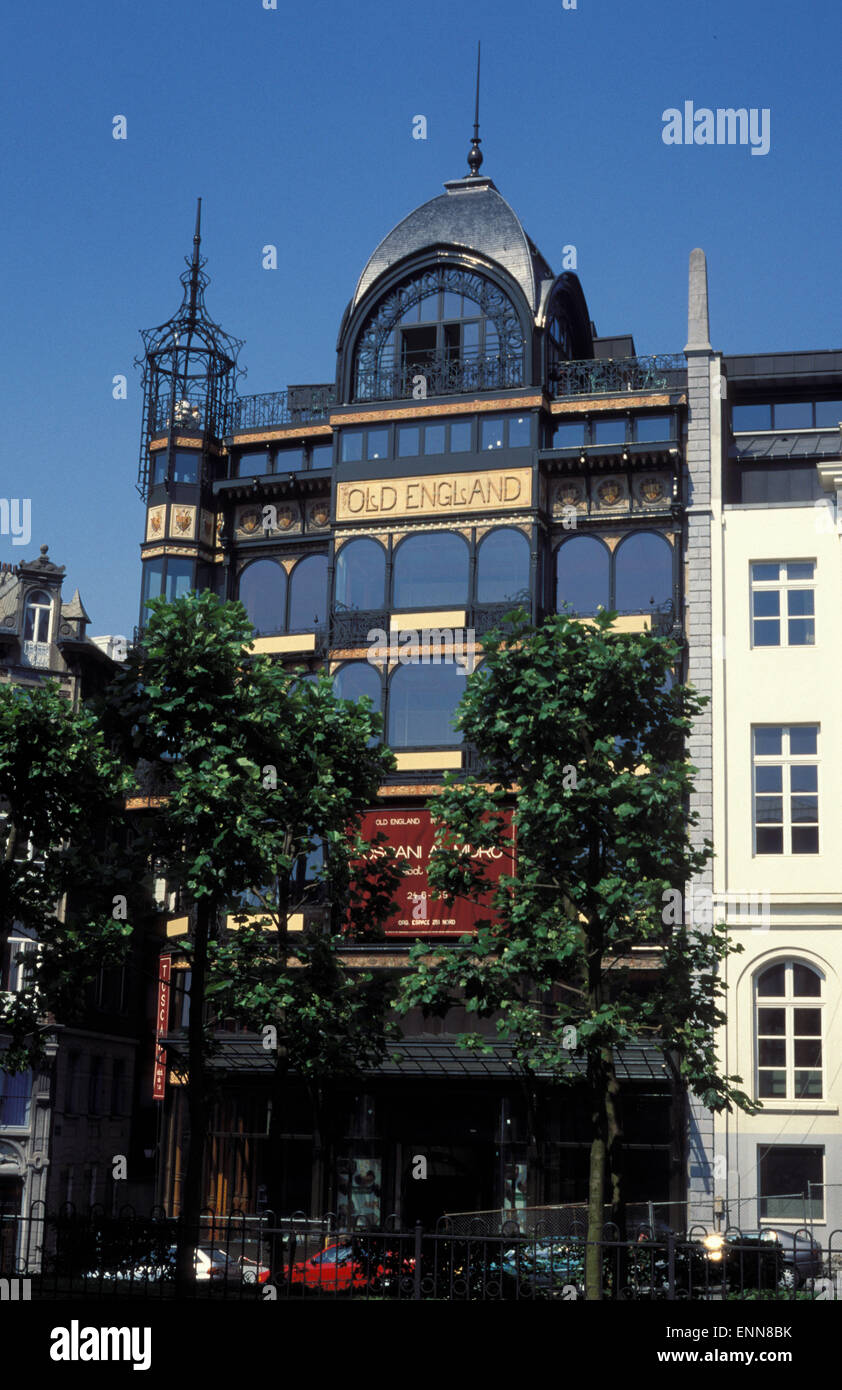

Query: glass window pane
[481,417,505,450]
[794,1072,822,1097]
[424,424,446,456]
[334,538,386,611]
[449,420,472,452]
[172,450,200,484]
[758,1008,786,1035]
[791,826,819,853]
[758,964,786,997]
[635,415,671,443]
[593,419,626,446]
[333,662,381,704]
[751,562,780,582]
[393,533,469,608]
[462,321,480,351]
[814,400,842,427]
[793,965,821,997]
[789,727,817,756]
[755,766,782,793]
[276,448,306,472]
[756,827,784,854]
[418,293,438,321]
[614,532,672,611]
[289,555,328,629]
[785,561,814,581]
[151,452,168,485]
[442,292,462,319]
[310,442,333,469]
[753,620,780,646]
[794,1040,822,1067]
[754,727,783,757]
[341,431,364,462]
[787,590,814,616]
[165,558,194,601]
[794,1009,821,1033]
[367,428,389,460]
[477,529,531,604]
[773,402,813,429]
[508,415,531,448]
[140,559,164,611]
[238,559,286,635]
[398,426,420,457]
[758,1040,786,1067]
[733,403,772,430]
[553,421,585,447]
[753,591,780,617]
[755,796,783,823]
[556,537,610,616]
[235,450,270,477]
[787,617,815,646]
[790,765,817,793]
[387,663,464,747]
[758,1072,787,1098]
[759,1146,823,1217]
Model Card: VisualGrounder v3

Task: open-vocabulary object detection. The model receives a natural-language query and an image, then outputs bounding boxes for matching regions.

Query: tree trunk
[177,895,212,1296]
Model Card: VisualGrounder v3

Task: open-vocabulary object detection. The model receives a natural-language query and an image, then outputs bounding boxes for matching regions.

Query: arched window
[23,590,52,644]
[615,532,672,613]
[335,539,386,611]
[393,533,469,609]
[387,663,464,747]
[333,662,382,743]
[353,266,524,401]
[238,560,286,636]
[289,555,328,630]
[756,961,823,1099]
[476,528,531,604]
[556,537,610,615]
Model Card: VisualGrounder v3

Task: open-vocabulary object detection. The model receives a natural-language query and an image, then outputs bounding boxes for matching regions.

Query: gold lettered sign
[336,467,532,521]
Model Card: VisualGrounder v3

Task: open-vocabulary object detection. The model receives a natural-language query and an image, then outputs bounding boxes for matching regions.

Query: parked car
[278,1240,414,1295]
[731,1228,823,1288]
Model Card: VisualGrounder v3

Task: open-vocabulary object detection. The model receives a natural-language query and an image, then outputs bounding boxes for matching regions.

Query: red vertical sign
[152,955,171,1101]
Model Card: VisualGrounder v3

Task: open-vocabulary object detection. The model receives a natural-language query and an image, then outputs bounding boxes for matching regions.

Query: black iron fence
[1,1206,839,1301]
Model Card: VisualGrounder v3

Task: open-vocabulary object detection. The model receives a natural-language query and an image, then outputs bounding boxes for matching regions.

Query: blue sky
[1,0,839,634]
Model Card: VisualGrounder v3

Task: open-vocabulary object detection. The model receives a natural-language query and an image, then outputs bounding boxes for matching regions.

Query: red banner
[152,955,171,1101]
[356,807,514,937]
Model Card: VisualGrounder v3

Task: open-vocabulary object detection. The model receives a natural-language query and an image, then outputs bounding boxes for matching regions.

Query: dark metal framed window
[477,528,531,604]
[750,561,815,647]
[335,538,387,612]
[555,535,611,616]
[392,532,470,609]
[387,661,465,748]
[238,559,287,635]
[614,532,672,611]
[756,961,823,1100]
[353,266,524,402]
[752,725,819,855]
[288,554,329,630]
[758,1145,824,1220]
[333,661,383,745]
[341,428,392,463]
[733,399,842,432]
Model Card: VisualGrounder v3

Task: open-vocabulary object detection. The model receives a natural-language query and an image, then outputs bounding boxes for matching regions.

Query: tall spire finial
[188,197,202,317]
[467,41,483,177]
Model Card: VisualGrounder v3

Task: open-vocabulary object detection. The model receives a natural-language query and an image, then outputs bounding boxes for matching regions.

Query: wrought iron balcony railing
[231,386,336,433]
[549,355,686,399]
[353,352,524,404]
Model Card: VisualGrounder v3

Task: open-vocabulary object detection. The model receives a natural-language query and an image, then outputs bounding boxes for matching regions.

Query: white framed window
[750,561,815,647]
[23,588,53,646]
[755,960,823,1099]
[752,725,819,855]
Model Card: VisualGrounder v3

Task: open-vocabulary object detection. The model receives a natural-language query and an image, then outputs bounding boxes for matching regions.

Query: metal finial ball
[468,138,483,176]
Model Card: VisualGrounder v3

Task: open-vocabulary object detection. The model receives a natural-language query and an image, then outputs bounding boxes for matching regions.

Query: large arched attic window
[353,266,524,402]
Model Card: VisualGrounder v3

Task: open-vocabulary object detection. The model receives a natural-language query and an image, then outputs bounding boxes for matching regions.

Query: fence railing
[1,1205,838,1301]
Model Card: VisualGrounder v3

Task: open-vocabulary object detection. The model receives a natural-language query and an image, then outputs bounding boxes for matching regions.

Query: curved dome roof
[351,176,553,318]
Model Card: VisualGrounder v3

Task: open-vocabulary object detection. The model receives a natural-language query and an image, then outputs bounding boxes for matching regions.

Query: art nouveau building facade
[134,153,841,1231]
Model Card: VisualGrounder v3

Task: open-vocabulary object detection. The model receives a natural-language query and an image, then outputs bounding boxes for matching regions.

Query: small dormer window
[23,590,52,645]
[22,589,53,668]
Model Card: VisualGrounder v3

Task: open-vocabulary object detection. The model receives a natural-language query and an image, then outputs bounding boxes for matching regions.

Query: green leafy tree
[398,610,758,1299]
[106,590,399,1282]
[0,682,135,1072]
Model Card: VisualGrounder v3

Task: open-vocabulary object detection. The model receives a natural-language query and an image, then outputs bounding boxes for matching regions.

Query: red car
[284,1242,414,1293]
